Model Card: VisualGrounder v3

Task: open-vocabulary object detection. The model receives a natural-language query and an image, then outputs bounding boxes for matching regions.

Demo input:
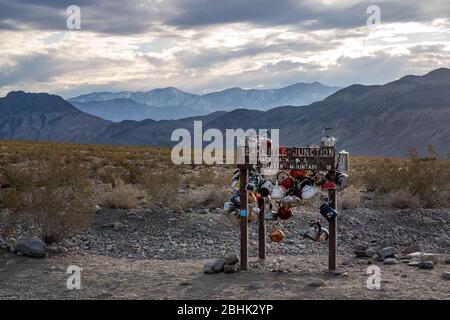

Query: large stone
[223,263,239,274]
[225,253,239,265]
[15,238,46,258]
[419,261,434,269]
[420,253,438,265]
[212,257,227,273]
[378,246,397,259]
[203,263,215,274]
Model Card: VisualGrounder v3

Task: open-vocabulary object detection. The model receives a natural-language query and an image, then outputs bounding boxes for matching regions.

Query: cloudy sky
[0,0,449,98]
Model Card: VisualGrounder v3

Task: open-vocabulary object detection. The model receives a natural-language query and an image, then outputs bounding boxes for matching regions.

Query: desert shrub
[0,160,95,243]
[212,187,229,208]
[100,177,142,209]
[169,184,227,212]
[360,153,450,208]
[339,186,361,209]
[388,190,419,209]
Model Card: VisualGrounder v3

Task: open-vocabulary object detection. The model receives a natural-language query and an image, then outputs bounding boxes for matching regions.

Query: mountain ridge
[68,82,341,121]
[1,68,450,156]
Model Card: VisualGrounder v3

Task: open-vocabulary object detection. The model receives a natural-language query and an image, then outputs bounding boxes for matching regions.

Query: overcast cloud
[0,0,449,97]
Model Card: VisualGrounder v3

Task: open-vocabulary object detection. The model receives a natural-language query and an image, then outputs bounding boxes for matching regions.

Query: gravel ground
[1,197,449,300]
[63,203,450,261]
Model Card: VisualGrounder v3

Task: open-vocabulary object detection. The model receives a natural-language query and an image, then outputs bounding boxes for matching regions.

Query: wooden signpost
[238,146,339,272]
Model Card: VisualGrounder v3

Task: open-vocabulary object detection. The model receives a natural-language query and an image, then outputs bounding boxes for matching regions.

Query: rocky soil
[1,197,449,300]
[52,203,450,261]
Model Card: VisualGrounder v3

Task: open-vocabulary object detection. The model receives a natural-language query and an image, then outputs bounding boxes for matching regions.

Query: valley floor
[0,251,449,300]
[1,205,449,300]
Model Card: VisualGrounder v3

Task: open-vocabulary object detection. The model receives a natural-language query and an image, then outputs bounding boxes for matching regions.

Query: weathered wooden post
[239,165,249,270]
[258,196,266,260]
[328,172,337,271]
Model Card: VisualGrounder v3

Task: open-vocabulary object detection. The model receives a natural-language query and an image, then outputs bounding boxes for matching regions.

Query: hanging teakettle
[320,128,336,148]
[304,221,329,242]
[301,184,318,200]
[271,181,283,200]
[277,205,293,220]
[281,195,301,208]
[269,226,284,242]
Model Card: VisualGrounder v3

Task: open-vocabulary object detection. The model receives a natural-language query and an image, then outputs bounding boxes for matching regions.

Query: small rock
[406,252,422,260]
[408,261,420,266]
[379,239,394,249]
[383,258,399,265]
[102,222,125,231]
[419,261,434,269]
[46,245,59,254]
[420,253,438,265]
[109,281,121,290]
[378,246,396,259]
[342,259,354,266]
[14,238,45,258]
[179,280,193,286]
[223,263,239,274]
[225,253,239,265]
[355,243,368,251]
[365,249,376,257]
[330,269,344,276]
[404,244,422,254]
[441,272,450,281]
[307,279,326,288]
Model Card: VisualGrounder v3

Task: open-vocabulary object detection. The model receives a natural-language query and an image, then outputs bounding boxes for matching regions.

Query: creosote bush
[100,177,142,209]
[0,159,95,243]
[388,190,419,209]
[356,150,450,208]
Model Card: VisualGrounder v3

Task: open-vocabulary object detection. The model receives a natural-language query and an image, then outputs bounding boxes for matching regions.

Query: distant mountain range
[1,68,450,157]
[68,82,340,121]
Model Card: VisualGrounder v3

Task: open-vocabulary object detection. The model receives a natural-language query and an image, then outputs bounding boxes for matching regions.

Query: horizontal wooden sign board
[241,146,336,171]
[279,147,336,171]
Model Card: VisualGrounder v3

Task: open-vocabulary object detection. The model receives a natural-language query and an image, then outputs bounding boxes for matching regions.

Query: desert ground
[0,141,449,299]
